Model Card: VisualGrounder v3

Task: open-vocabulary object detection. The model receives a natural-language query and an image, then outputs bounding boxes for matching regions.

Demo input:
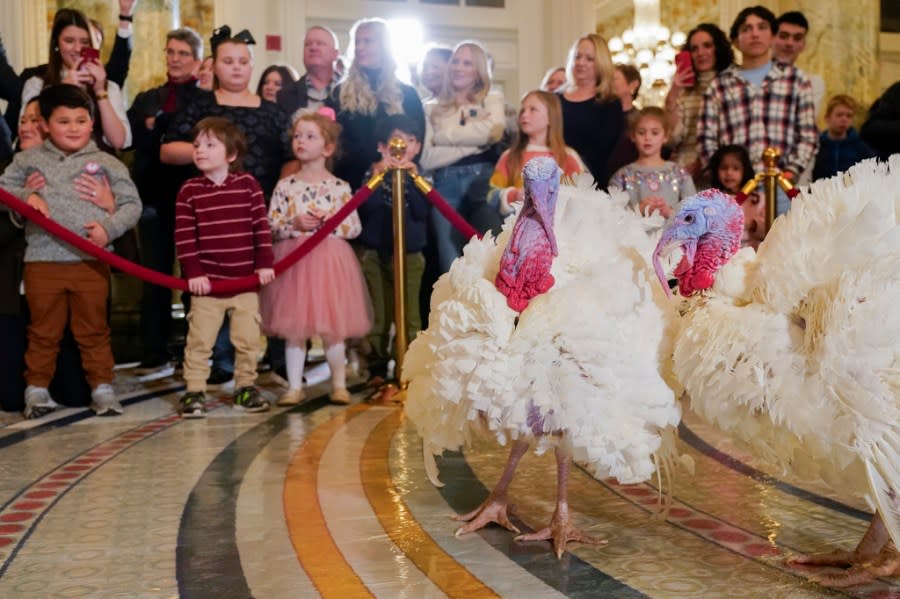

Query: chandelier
[608,0,686,106]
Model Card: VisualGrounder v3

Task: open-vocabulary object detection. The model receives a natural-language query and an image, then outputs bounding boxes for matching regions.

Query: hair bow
[317,107,336,122]
[210,25,256,53]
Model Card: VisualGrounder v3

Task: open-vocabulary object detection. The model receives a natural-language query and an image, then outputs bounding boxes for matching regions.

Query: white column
[279,1,307,75]
[542,0,595,71]
[2,0,49,74]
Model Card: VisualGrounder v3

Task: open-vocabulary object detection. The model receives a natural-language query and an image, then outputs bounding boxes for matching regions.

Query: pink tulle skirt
[260,235,373,343]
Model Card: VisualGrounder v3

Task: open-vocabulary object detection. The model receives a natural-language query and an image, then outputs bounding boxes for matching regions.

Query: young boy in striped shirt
[174,117,275,417]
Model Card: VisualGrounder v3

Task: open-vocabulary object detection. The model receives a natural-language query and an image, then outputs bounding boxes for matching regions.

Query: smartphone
[675,50,695,87]
[79,47,100,69]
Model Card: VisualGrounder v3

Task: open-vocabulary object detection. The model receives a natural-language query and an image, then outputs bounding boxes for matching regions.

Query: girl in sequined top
[609,107,695,219]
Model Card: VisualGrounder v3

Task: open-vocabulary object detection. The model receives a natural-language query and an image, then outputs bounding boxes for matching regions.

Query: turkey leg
[453,440,528,536]
[514,446,607,558]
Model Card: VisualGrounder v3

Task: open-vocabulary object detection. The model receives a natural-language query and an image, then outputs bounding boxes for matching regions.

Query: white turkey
[403,157,682,557]
[652,160,900,587]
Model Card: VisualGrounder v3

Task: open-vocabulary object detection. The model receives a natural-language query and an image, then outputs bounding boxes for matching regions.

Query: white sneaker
[91,384,123,416]
[24,386,59,420]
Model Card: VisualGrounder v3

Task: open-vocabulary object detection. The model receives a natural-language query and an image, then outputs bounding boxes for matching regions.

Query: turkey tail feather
[423,441,445,488]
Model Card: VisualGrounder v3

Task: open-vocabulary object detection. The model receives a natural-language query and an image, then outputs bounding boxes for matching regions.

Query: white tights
[284,338,346,391]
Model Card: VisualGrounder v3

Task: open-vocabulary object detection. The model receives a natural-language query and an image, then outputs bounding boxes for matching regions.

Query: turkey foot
[788,512,887,568]
[813,542,900,588]
[453,494,520,536]
[787,514,900,587]
[453,440,529,536]
[515,506,606,559]
[514,446,607,559]
[786,548,860,568]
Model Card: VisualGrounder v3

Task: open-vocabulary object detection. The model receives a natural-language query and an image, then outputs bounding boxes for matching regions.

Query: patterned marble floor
[0,367,897,599]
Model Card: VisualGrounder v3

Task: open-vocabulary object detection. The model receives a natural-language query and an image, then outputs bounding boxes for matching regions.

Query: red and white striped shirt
[175,172,274,287]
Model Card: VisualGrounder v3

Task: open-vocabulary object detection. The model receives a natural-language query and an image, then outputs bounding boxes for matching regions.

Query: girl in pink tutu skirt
[261,110,372,406]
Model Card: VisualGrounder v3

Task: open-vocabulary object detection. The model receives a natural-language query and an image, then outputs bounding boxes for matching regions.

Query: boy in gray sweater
[0,84,141,418]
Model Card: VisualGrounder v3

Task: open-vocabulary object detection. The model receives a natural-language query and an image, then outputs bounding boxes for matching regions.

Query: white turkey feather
[674,158,900,545]
[404,183,682,487]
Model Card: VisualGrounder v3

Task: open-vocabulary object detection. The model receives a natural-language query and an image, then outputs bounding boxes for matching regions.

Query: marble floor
[0,364,896,599]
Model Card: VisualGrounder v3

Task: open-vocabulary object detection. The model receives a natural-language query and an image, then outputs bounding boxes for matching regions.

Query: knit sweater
[174,171,274,285]
[420,91,506,171]
[0,139,141,263]
[488,145,585,215]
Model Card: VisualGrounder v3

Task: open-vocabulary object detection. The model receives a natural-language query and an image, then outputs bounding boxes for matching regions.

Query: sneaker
[276,387,305,407]
[24,386,59,420]
[91,384,124,416]
[179,391,207,419]
[233,386,270,413]
[207,367,233,386]
[330,387,351,405]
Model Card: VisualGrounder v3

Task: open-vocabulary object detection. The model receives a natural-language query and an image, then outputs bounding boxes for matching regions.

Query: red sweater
[175,172,274,286]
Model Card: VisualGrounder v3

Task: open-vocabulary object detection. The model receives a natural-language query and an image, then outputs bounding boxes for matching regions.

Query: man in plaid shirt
[699,5,817,211]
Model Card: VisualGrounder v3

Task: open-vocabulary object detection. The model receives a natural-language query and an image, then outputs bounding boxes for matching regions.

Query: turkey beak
[653,228,693,298]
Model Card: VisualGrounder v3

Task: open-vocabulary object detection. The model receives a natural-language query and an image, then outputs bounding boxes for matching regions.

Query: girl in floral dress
[261,111,372,405]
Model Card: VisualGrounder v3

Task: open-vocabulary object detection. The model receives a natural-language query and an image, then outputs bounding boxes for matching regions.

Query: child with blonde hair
[261,110,372,406]
[488,90,585,216]
[609,106,695,218]
[812,94,875,181]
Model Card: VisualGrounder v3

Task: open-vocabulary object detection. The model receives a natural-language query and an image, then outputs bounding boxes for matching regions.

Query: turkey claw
[452,498,520,536]
[515,523,606,559]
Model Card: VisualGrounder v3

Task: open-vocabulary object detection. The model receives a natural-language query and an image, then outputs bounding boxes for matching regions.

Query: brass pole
[388,136,408,387]
[760,147,781,233]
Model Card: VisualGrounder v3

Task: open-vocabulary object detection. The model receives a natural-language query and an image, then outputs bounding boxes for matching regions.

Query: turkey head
[495,156,561,312]
[653,189,744,297]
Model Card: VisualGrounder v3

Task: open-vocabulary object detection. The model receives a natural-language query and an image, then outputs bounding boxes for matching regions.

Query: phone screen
[675,50,695,85]
[80,47,100,68]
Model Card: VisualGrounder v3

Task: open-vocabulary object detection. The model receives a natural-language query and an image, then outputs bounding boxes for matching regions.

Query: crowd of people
[0,3,892,419]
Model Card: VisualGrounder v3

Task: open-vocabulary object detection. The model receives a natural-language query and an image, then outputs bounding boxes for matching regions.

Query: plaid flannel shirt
[699,62,818,175]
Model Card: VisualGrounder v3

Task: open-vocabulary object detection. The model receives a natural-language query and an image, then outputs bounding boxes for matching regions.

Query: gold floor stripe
[283,404,374,599]
[360,408,502,599]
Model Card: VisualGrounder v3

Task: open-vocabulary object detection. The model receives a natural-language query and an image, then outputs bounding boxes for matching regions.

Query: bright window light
[387,18,425,84]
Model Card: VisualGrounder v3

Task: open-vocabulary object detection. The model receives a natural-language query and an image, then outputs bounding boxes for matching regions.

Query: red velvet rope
[423,187,481,240]
[0,174,485,292]
[0,184,373,294]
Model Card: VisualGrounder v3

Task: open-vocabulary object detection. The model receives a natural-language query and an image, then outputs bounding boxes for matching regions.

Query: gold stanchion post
[388,136,409,395]
[738,146,797,237]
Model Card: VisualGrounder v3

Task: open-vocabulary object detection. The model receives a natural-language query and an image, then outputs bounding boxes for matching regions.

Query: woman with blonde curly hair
[559,33,624,189]
[421,40,506,273]
[333,18,425,190]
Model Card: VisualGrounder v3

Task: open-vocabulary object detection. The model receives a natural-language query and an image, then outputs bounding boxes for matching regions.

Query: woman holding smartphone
[20,8,130,151]
[664,23,732,184]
